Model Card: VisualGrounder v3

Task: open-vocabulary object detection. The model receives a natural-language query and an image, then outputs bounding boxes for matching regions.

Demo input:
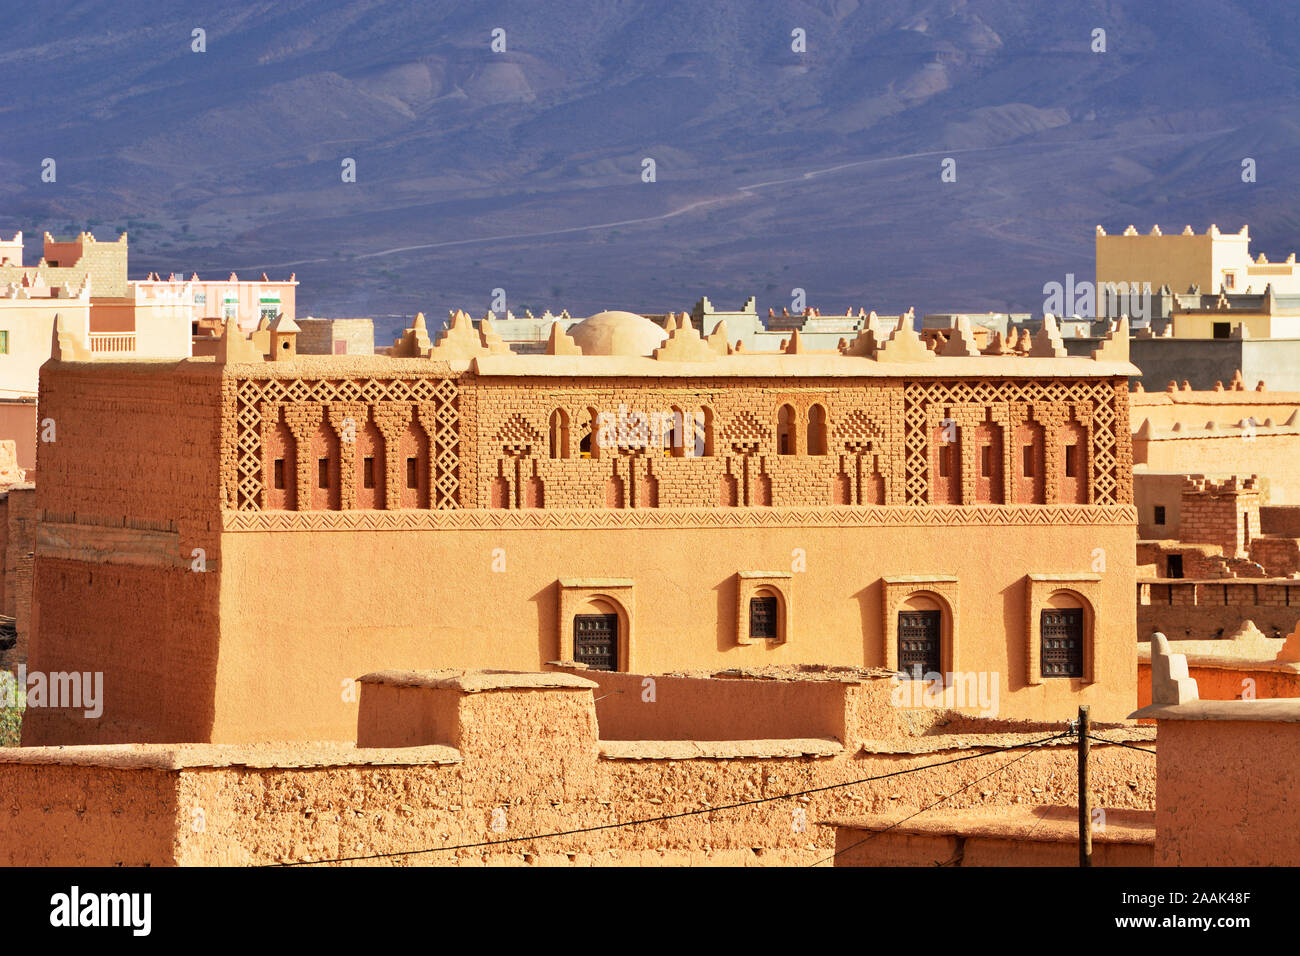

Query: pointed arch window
[807,404,827,456]
[777,404,796,455]
[549,409,570,459]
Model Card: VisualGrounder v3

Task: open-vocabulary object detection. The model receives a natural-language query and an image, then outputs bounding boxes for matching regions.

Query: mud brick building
[24,309,1139,744]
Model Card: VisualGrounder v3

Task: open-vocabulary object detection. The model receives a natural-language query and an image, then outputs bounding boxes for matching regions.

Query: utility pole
[1077,704,1092,868]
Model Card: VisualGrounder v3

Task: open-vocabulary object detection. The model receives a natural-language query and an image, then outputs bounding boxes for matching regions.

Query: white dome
[568,310,668,357]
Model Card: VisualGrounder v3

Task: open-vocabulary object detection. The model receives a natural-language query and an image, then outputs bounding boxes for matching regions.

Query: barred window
[1040,608,1084,678]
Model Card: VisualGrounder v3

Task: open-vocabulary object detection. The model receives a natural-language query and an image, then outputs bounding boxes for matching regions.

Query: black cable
[807,730,1071,866]
[1086,733,1156,755]
[269,731,1071,866]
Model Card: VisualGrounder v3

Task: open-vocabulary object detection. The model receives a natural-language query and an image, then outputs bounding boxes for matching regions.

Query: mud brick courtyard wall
[0,671,1157,866]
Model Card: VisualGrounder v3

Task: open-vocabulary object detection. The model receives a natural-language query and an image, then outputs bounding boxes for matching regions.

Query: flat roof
[472,354,1139,379]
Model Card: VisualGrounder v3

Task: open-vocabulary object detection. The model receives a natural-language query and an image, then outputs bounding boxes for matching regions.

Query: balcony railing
[88,333,137,354]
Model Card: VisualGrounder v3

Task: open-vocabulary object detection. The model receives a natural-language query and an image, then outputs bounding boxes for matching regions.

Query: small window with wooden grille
[406,457,418,489]
[1040,608,1084,678]
[898,609,941,678]
[749,595,779,640]
[574,613,618,671]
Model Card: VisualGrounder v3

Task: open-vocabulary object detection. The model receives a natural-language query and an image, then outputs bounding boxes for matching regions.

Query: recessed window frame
[1064,444,1079,478]
[1024,574,1100,687]
[735,572,792,646]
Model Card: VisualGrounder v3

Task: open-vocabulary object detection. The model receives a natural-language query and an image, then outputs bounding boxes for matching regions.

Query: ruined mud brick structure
[1130,382,1300,642]
[1178,475,1261,563]
[24,310,1138,744]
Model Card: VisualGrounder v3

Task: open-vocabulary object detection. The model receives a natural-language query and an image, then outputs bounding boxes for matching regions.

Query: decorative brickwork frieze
[281,404,323,512]
[371,404,415,511]
[327,403,366,510]
[222,503,1137,532]
[902,379,1127,508]
[229,377,461,511]
[227,374,1128,517]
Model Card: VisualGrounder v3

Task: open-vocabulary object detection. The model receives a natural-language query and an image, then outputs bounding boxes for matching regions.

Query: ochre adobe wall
[212,516,1136,741]
[23,559,221,744]
[296,318,374,356]
[0,676,1157,866]
[1137,661,1299,706]
[554,668,897,742]
[24,361,225,743]
[0,402,38,472]
[1154,719,1300,866]
[1178,477,1259,556]
[1136,434,1300,505]
[36,362,224,537]
[0,761,181,866]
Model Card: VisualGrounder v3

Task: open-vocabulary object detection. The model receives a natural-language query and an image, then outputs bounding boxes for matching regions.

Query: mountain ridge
[2,0,1297,339]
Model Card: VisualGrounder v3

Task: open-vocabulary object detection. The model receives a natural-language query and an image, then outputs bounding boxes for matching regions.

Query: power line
[985,725,1156,868]
[990,726,1093,867]
[1087,733,1156,755]
[268,731,1071,867]
[808,730,1071,867]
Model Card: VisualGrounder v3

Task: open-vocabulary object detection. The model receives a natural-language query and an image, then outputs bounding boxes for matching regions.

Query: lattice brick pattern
[834,408,885,454]
[232,377,460,511]
[902,380,1123,507]
[494,412,543,455]
[721,410,770,444]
